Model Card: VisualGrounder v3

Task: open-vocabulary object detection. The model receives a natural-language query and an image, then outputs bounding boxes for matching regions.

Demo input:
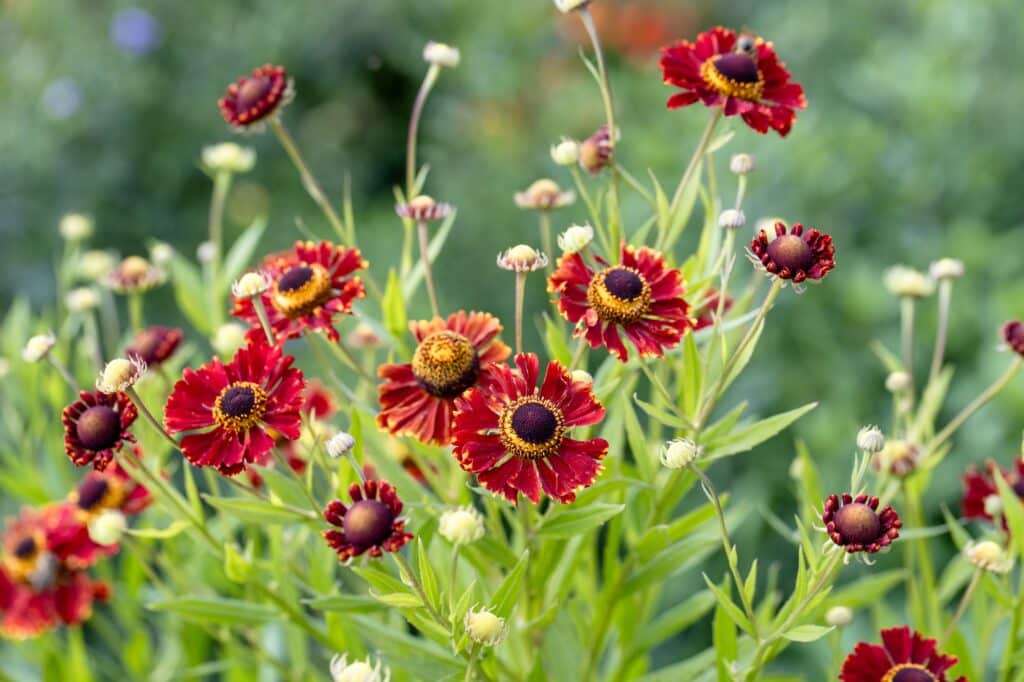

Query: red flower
[62,390,138,470]
[1,507,109,639]
[377,311,511,445]
[452,353,608,504]
[840,626,965,682]
[126,326,183,367]
[218,64,291,128]
[164,340,306,476]
[247,382,335,488]
[1003,320,1024,356]
[693,288,733,330]
[660,27,806,137]
[232,241,366,344]
[749,222,835,283]
[322,481,413,561]
[822,493,902,555]
[962,457,1024,526]
[549,242,691,362]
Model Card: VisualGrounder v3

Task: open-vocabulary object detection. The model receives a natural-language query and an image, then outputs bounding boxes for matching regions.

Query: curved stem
[406,65,441,197]
[250,296,276,346]
[269,118,346,239]
[929,279,953,384]
[47,356,80,392]
[125,386,179,451]
[930,358,1022,453]
[208,171,232,327]
[668,109,722,217]
[940,567,982,648]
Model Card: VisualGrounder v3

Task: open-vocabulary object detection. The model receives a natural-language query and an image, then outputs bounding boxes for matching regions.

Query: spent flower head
[423,41,460,68]
[438,506,485,546]
[497,244,548,272]
[930,257,964,281]
[579,125,614,174]
[106,256,164,293]
[60,213,94,242]
[856,425,885,454]
[660,438,701,469]
[514,179,575,210]
[330,654,390,682]
[202,142,256,174]
[884,265,934,298]
[396,195,452,222]
[965,540,1013,574]
[87,510,127,546]
[550,138,580,166]
[718,208,746,230]
[1002,321,1024,357]
[231,270,272,298]
[464,608,506,646]
[729,153,755,175]
[22,333,57,362]
[66,287,101,313]
[557,224,594,254]
[874,439,920,478]
[96,356,146,394]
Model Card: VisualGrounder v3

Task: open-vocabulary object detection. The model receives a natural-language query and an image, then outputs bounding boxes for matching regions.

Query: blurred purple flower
[110,8,162,56]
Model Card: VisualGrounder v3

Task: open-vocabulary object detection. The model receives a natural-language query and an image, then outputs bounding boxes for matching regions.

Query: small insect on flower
[378,311,510,446]
[964,539,1013,574]
[550,138,580,166]
[59,213,94,242]
[202,142,256,174]
[557,224,594,255]
[22,333,57,363]
[95,357,146,395]
[578,125,614,174]
[550,242,692,362]
[884,265,935,298]
[438,506,485,546]
[729,153,755,175]
[822,493,901,556]
[497,244,548,272]
[105,256,164,294]
[330,654,390,682]
[163,339,306,476]
[452,353,608,504]
[840,626,966,682]
[322,481,413,561]
[660,27,807,137]
[1002,320,1024,357]
[464,608,506,646]
[62,390,138,470]
[514,179,575,210]
[748,221,835,284]
[423,41,460,68]
[395,195,452,223]
[930,258,964,281]
[125,326,183,368]
[962,456,1024,528]
[218,64,292,129]
[660,438,701,469]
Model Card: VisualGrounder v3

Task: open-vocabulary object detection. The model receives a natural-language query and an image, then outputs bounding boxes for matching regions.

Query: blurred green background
[4,0,1024,676]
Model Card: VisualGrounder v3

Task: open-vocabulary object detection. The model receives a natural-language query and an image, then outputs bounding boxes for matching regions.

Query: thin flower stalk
[929,277,954,384]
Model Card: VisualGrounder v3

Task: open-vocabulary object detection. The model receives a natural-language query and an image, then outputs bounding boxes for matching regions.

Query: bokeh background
[3,0,1024,676]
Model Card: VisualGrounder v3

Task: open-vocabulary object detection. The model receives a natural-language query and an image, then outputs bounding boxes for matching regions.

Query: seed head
[497,244,548,272]
[232,271,272,298]
[884,265,934,298]
[423,41,460,68]
[96,356,145,394]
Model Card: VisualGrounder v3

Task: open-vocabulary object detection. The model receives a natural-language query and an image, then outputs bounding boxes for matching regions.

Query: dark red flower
[232,240,366,344]
[749,222,835,283]
[1003,321,1024,356]
[163,340,306,476]
[126,326,183,367]
[579,125,614,174]
[218,64,291,128]
[1,506,109,639]
[62,390,138,470]
[822,493,901,554]
[549,242,691,362]
[693,288,733,330]
[962,457,1024,526]
[660,27,806,137]
[378,311,511,446]
[452,353,608,504]
[322,480,413,561]
[247,382,335,488]
[840,626,965,682]
[302,380,336,421]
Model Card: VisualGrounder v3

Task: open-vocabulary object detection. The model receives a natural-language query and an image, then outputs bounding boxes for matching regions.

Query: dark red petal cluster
[163,340,306,476]
[322,481,412,561]
[61,390,138,471]
[822,493,901,554]
[660,26,806,136]
[218,64,289,128]
[693,288,733,331]
[1003,320,1024,356]
[579,125,614,174]
[840,626,965,682]
[962,457,1024,527]
[126,326,183,367]
[749,222,835,282]
[452,353,608,504]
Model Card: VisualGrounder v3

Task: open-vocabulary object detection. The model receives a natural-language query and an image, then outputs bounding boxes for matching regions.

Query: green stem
[929,279,953,385]
[569,337,588,372]
[395,552,449,632]
[930,358,1022,453]
[125,386,179,452]
[663,108,722,251]
[271,448,322,516]
[900,296,916,411]
[208,171,232,328]
[418,220,441,318]
[270,118,347,239]
[449,544,461,617]
[940,567,982,648]
[47,356,80,392]
[128,293,143,333]
[613,163,656,207]
[463,644,481,682]
[250,296,276,345]
[406,64,441,196]
[513,272,527,355]
[538,210,554,273]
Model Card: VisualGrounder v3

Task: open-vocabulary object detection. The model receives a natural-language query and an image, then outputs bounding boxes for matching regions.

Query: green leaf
[537,503,625,539]
[219,217,267,287]
[782,624,834,642]
[544,314,572,367]
[403,209,457,299]
[125,520,191,539]
[223,543,253,584]
[382,268,407,341]
[254,466,313,510]
[147,596,278,625]
[662,161,702,249]
[202,494,311,525]
[490,551,529,618]
[824,569,906,610]
[994,471,1024,561]
[350,615,460,677]
[633,393,692,431]
[681,334,702,418]
[370,590,424,608]
[416,539,441,611]
[704,402,818,461]
[703,574,752,636]
[168,255,211,334]
[303,594,387,613]
[631,590,716,654]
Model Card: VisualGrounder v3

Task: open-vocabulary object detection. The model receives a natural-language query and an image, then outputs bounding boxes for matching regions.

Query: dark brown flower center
[587,266,652,325]
[13,537,37,560]
[713,53,759,83]
[411,331,479,398]
[499,397,566,460]
[237,76,272,110]
[214,381,268,432]
[604,269,644,301]
[766,234,816,274]
[222,386,255,417]
[77,477,110,511]
[76,405,121,451]
[887,665,936,682]
[278,266,314,292]
[342,499,394,548]
[271,263,332,319]
[834,503,882,545]
[1011,478,1024,498]
[511,402,559,444]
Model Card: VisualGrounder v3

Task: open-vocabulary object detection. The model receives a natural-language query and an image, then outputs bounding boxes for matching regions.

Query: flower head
[105,256,164,294]
[557,224,594,254]
[884,266,935,298]
[718,208,746,230]
[396,195,452,223]
[22,333,56,362]
[497,244,548,272]
[231,270,272,299]
[693,288,733,331]
[962,457,1024,527]
[822,493,902,555]
[660,27,807,137]
[326,432,357,459]
[62,390,138,470]
[423,41,460,68]
[126,326,183,368]
[840,626,965,682]
[1003,321,1024,357]
[163,340,306,475]
[231,241,367,344]
[378,311,510,445]
[579,125,614,174]
[70,459,150,523]
[749,222,835,284]
[464,608,506,646]
[330,654,391,682]
[59,213,93,242]
[729,153,755,175]
[873,439,920,477]
[212,323,247,358]
[66,288,100,313]
[219,64,292,129]
[438,506,485,546]
[826,606,853,628]
[78,250,116,281]
[96,357,145,395]
[550,138,580,166]
[885,371,912,393]
[149,242,175,267]
[452,353,608,504]
[514,179,575,210]
[660,438,701,469]
[202,142,256,174]
[549,242,692,362]
[322,480,413,561]
[930,258,964,281]
[965,540,1013,574]
[856,426,886,454]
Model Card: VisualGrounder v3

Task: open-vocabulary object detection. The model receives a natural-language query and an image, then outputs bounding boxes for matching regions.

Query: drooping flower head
[660,27,806,137]
[231,241,367,344]
[218,64,291,129]
[514,179,575,210]
[840,626,965,682]
[822,493,902,555]
[62,390,138,470]
[163,340,306,476]
[322,480,413,561]
[105,256,164,293]
[749,221,835,284]
[1003,321,1024,357]
[378,311,510,445]
[549,242,691,362]
[962,457,1024,527]
[125,326,183,368]
[452,353,608,504]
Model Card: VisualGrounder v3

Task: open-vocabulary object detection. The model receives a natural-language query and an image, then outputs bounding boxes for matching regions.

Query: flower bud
[550,138,580,166]
[78,250,116,281]
[202,142,256,174]
[439,506,485,546]
[579,125,613,174]
[231,271,271,298]
[660,438,701,469]
[423,41,460,68]
[825,605,853,628]
[856,425,885,454]
[965,540,1013,573]
[22,333,57,362]
[930,258,964,281]
[326,432,357,459]
[557,224,594,255]
[96,357,145,394]
[347,323,383,350]
[884,265,934,298]
[464,608,506,646]
[984,494,1004,518]
[885,371,911,393]
[87,510,126,546]
[570,369,593,385]
[150,242,175,267]
[874,439,919,477]
[729,153,755,175]
[788,456,805,480]
[718,208,746,230]
[60,213,94,241]
[196,241,216,264]
[497,244,548,272]
[212,323,247,358]
[330,654,389,682]
[553,0,592,13]
[66,287,101,313]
